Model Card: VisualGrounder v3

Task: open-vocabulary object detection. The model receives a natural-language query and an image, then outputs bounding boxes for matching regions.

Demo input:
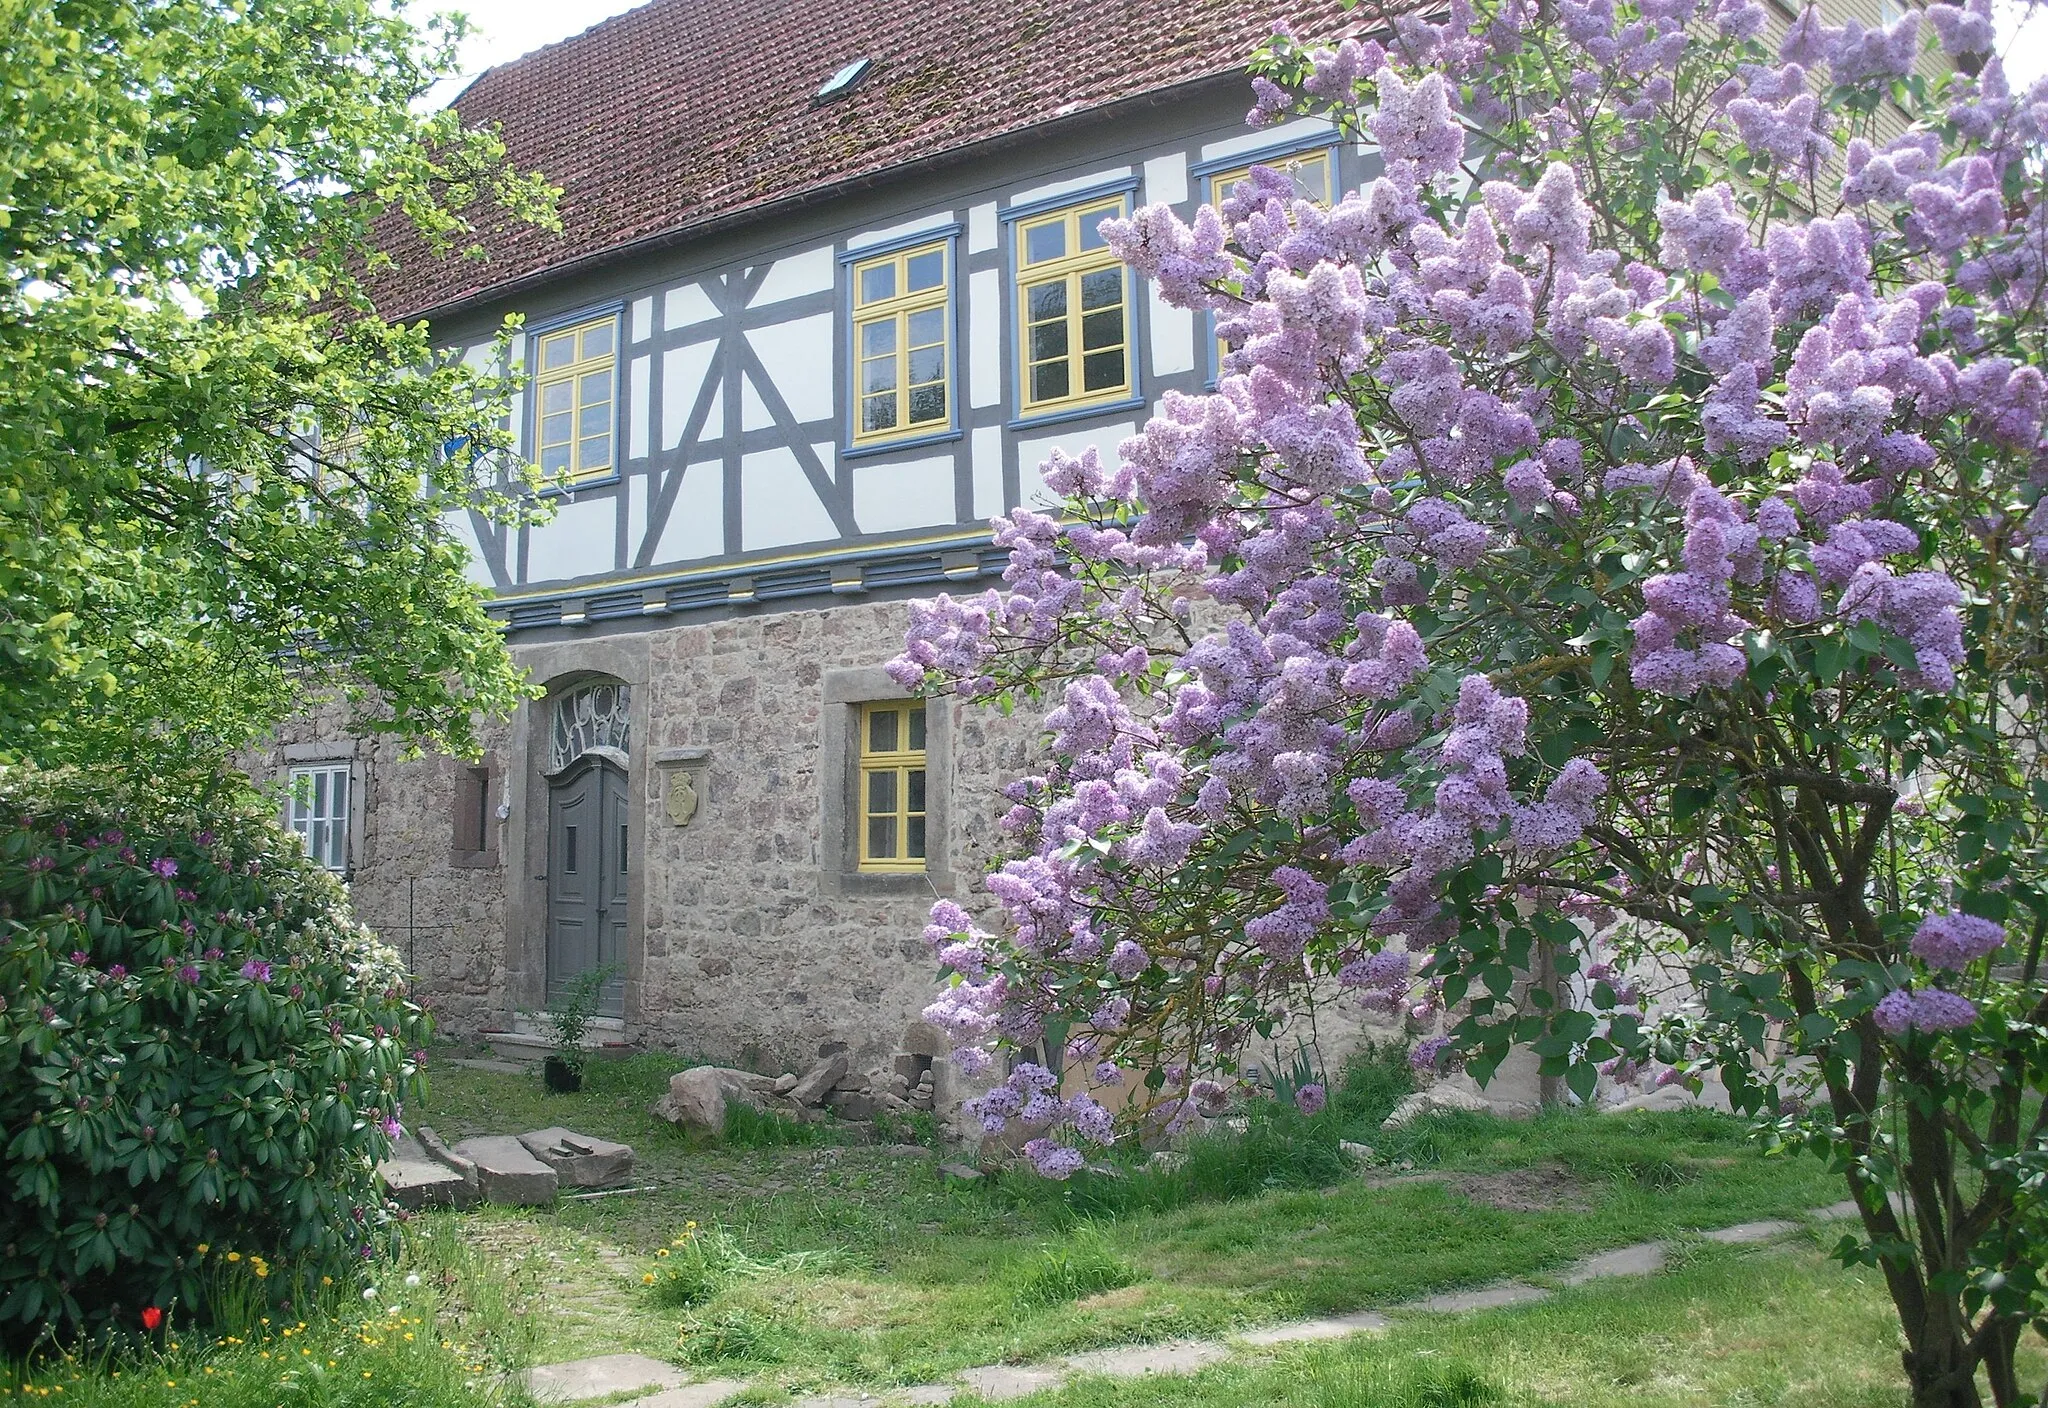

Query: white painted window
[288,764,352,873]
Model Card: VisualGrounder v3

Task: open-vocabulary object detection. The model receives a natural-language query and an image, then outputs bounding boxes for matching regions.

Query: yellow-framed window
[1208,151,1334,377]
[1015,195,1131,415]
[858,701,928,872]
[852,241,950,444]
[1206,148,1335,209]
[531,315,618,481]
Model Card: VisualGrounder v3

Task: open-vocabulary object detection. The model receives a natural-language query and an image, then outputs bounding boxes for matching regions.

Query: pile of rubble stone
[651,1040,938,1136]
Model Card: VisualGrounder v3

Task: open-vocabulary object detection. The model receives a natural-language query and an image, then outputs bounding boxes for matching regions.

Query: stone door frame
[504,635,651,1028]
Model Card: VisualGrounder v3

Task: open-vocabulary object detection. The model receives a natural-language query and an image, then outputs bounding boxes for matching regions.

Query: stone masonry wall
[254,598,1039,1078]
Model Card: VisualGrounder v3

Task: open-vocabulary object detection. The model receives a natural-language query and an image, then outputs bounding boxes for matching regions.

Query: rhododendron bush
[891,1,2048,1403]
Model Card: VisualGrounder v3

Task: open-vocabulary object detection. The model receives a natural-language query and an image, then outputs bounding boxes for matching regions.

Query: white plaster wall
[747,247,835,308]
[628,355,650,460]
[445,510,495,589]
[746,313,836,424]
[971,425,1004,521]
[1008,166,1133,208]
[1200,117,1338,163]
[525,495,615,584]
[853,455,955,535]
[652,463,725,564]
[1015,420,1133,509]
[1143,153,1189,206]
[661,343,716,451]
[663,283,719,330]
[968,270,1002,410]
[740,447,838,550]
[848,211,955,251]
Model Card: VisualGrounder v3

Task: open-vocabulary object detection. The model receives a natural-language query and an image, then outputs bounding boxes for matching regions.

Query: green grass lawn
[12,1045,2010,1408]
[389,1045,1851,1388]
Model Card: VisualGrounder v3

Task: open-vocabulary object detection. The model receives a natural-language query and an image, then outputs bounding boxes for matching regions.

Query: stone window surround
[277,742,368,880]
[448,756,502,870]
[820,666,954,898]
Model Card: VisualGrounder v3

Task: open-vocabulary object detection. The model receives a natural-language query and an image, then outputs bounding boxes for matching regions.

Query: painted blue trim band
[1006,394,1145,433]
[1000,175,1140,225]
[841,427,965,461]
[839,221,964,262]
[1188,132,1341,180]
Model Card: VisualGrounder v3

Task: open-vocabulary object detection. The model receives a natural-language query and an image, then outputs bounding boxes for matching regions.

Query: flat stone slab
[378,1157,477,1210]
[518,1127,635,1189]
[1236,1309,1391,1345]
[1062,1339,1232,1378]
[1560,1241,1666,1284]
[526,1354,686,1401]
[449,1057,533,1074]
[1401,1281,1551,1314]
[453,1135,559,1206]
[1811,1201,1861,1222]
[1702,1219,1796,1244]
[622,1381,749,1408]
[952,1364,1068,1401]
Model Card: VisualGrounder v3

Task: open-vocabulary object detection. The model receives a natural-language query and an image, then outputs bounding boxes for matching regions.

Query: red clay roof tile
[368,0,1361,321]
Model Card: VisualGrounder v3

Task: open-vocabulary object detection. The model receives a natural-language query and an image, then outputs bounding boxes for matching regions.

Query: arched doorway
[544,680,631,1017]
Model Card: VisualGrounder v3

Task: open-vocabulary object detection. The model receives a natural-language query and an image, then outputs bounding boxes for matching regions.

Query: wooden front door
[546,755,628,1016]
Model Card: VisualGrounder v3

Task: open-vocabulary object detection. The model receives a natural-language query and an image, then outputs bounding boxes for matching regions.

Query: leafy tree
[0,0,556,774]
[895,2,2048,1403]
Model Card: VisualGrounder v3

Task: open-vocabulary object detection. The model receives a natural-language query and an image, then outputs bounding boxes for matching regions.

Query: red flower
[140,1306,163,1331]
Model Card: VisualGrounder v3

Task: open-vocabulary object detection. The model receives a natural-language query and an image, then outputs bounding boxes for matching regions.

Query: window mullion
[895,308,912,429]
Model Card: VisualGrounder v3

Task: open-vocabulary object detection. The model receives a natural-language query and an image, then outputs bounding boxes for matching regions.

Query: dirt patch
[1450,1163,1595,1212]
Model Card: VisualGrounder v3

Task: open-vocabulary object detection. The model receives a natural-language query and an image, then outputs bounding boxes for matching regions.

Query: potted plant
[540,964,619,1093]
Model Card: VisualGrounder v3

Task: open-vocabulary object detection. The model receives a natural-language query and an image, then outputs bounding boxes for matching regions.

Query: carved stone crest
[655,747,710,829]
[666,770,700,828]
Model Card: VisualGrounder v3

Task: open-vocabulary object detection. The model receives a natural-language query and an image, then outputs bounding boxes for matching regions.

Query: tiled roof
[367,0,1361,321]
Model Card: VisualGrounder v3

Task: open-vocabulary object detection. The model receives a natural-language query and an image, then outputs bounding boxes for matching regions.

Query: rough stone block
[452,1135,559,1205]
[653,1066,773,1131]
[416,1126,479,1197]
[773,1073,799,1095]
[938,1162,982,1181]
[788,1053,848,1107]
[517,1127,635,1188]
[827,1090,879,1120]
[378,1157,475,1210]
[1380,1086,1493,1130]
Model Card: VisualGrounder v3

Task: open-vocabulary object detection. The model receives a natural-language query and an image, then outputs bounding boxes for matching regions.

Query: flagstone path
[522,1201,1863,1407]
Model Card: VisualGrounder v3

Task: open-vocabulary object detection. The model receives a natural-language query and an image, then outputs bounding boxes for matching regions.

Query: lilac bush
[892,2,2048,1403]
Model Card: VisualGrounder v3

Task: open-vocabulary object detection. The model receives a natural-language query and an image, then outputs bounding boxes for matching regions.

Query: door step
[483,1015,631,1064]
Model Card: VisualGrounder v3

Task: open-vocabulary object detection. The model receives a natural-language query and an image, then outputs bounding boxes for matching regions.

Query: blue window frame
[524,302,625,492]
[840,225,964,459]
[1191,139,1341,386]
[1002,179,1145,430]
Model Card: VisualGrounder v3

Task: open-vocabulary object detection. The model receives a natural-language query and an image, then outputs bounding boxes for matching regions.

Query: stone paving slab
[452,1134,559,1205]
[448,1056,534,1074]
[615,1202,1854,1408]
[952,1364,1069,1401]
[1403,1281,1552,1314]
[622,1381,749,1408]
[1235,1309,1392,1345]
[1559,1241,1666,1285]
[518,1126,636,1189]
[1702,1218,1797,1244]
[527,1353,685,1401]
[1812,1200,1860,1222]
[1062,1339,1233,1378]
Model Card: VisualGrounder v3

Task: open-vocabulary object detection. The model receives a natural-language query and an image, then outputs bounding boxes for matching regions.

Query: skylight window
[816,57,873,103]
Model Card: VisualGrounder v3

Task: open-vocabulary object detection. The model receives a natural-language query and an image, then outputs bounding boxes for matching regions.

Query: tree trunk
[1902,1320,1983,1408]
[1979,1318,2023,1408]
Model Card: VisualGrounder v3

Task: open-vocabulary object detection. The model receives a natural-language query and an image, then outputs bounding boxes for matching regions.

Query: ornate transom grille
[549,681,630,773]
